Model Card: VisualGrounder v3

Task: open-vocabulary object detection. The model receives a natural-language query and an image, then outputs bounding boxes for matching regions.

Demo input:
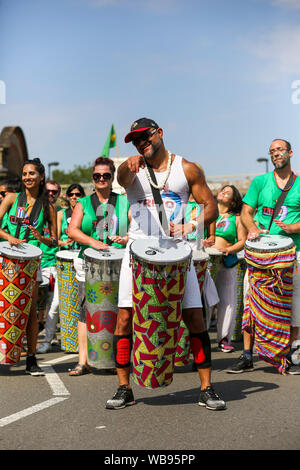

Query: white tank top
[126,155,189,240]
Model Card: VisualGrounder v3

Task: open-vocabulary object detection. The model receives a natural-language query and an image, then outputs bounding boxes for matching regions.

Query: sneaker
[227,353,254,374]
[36,342,52,354]
[25,355,45,376]
[198,386,226,410]
[105,385,136,410]
[285,361,300,375]
[218,339,235,353]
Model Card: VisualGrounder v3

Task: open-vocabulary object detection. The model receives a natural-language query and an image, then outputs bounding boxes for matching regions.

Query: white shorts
[243,251,300,328]
[118,242,202,309]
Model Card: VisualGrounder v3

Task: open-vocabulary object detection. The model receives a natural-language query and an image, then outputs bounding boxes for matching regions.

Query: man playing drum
[105,117,226,411]
[228,139,300,375]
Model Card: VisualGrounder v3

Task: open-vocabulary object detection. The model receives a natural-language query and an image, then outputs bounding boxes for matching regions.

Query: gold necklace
[144,151,172,190]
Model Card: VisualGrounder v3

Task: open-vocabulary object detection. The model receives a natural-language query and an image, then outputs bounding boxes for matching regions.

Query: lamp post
[48,161,59,180]
[256,157,269,173]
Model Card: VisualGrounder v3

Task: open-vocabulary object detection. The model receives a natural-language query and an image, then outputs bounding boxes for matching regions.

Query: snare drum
[130,238,192,389]
[56,250,80,352]
[84,247,124,369]
[0,242,42,364]
[175,249,209,367]
[243,234,296,373]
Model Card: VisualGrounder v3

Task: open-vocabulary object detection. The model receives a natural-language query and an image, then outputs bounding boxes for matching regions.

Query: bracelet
[189,220,198,229]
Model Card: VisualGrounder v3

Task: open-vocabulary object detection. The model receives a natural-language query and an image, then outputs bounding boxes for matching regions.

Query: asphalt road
[0,328,300,452]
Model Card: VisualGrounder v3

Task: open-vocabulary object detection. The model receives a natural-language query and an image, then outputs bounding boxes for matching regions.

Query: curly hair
[22,158,51,224]
[219,185,243,215]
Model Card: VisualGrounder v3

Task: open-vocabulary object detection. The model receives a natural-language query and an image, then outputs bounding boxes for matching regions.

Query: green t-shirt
[215,213,237,245]
[5,193,45,247]
[243,172,300,250]
[185,201,206,241]
[78,193,130,257]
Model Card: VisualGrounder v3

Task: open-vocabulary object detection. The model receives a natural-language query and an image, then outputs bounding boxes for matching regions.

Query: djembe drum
[175,249,209,367]
[0,242,42,364]
[84,247,124,369]
[231,250,247,342]
[56,250,80,352]
[243,234,296,374]
[130,237,192,389]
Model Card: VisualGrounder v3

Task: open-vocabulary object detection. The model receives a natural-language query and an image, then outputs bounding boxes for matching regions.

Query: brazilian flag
[101,124,116,157]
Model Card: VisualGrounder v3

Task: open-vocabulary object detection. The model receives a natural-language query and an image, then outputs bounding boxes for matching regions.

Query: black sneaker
[105,385,135,410]
[285,360,300,375]
[25,355,45,376]
[198,386,226,410]
[226,353,254,374]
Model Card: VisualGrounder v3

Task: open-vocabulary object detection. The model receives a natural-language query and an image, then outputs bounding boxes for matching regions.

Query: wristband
[189,220,198,229]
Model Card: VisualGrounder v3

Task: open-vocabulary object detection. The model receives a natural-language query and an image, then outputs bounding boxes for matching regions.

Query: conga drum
[175,249,209,367]
[231,250,247,342]
[130,237,192,389]
[0,242,42,364]
[56,250,80,352]
[84,247,124,369]
[243,234,296,374]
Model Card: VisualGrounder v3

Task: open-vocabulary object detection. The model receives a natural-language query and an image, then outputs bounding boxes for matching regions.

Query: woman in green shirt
[207,185,247,352]
[57,183,86,250]
[0,158,57,375]
[68,157,130,376]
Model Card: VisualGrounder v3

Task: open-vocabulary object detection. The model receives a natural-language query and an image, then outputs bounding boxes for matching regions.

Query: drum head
[83,247,125,263]
[245,234,294,252]
[131,237,192,264]
[56,250,80,261]
[204,247,223,256]
[0,241,42,260]
[192,249,209,262]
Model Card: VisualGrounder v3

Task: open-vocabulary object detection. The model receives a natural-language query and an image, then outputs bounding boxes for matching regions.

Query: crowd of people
[0,117,299,412]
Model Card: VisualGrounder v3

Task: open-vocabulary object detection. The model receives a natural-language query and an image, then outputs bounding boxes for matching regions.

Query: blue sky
[1,0,300,177]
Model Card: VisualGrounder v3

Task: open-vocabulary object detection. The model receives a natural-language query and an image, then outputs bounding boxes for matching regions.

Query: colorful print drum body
[130,238,192,389]
[243,235,296,374]
[56,250,80,352]
[0,242,42,364]
[175,249,209,367]
[205,247,223,282]
[231,251,247,342]
[84,247,124,369]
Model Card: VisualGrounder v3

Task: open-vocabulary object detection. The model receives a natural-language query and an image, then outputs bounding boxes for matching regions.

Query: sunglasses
[132,128,157,146]
[92,172,112,182]
[68,192,82,197]
[47,189,59,195]
[0,191,7,198]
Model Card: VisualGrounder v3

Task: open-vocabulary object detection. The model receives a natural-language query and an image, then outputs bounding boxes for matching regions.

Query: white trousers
[42,266,59,343]
[206,263,238,343]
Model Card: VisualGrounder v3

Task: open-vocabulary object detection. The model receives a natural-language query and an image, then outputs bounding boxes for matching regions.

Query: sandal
[68,363,91,376]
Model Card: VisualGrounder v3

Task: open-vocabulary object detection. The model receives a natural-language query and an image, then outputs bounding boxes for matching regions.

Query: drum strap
[15,192,43,241]
[90,191,118,245]
[65,207,73,220]
[268,172,295,231]
[145,164,170,236]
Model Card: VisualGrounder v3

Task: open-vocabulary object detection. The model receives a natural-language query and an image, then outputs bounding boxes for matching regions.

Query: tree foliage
[52,163,93,184]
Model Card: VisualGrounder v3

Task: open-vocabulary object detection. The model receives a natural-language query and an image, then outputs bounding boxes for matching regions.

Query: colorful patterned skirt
[243,240,296,374]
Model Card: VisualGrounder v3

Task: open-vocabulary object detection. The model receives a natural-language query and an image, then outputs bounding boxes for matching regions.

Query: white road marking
[41,354,78,365]
[0,355,72,427]
[41,365,70,396]
[0,398,68,427]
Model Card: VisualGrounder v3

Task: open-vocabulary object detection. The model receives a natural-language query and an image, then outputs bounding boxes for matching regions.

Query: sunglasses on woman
[92,172,112,182]
[68,192,82,197]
